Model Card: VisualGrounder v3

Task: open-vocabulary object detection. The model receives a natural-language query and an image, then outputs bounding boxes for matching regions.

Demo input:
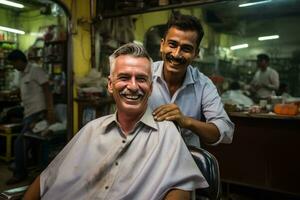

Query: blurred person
[24,43,208,200]
[250,53,279,99]
[6,49,54,185]
[221,81,254,107]
[149,12,234,147]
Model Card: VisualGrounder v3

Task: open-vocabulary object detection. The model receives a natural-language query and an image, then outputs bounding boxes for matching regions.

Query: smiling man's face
[108,55,152,116]
[160,27,199,76]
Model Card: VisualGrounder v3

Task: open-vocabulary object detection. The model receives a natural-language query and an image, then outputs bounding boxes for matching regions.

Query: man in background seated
[221,81,254,107]
[24,43,208,200]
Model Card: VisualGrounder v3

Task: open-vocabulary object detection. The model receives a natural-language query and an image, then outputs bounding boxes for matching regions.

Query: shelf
[0,40,16,44]
[98,0,226,19]
[44,40,66,45]
[44,60,63,63]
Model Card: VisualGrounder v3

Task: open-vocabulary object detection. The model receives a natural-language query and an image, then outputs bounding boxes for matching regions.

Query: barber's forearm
[182,116,220,144]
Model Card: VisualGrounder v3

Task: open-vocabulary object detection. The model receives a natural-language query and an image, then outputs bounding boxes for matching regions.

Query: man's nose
[127,77,138,90]
[173,47,181,57]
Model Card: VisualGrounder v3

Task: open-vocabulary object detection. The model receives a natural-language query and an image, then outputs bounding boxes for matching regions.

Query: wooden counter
[203,112,300,196]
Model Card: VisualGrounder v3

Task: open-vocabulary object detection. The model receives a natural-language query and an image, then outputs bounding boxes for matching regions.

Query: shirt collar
[101,107,158,133]
[153,61,195,86]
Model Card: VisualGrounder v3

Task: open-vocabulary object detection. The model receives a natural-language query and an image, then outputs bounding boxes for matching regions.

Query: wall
[17,10,59,51]
[0,8,17,41]
[0,8,15,27]
[60,0,94,133]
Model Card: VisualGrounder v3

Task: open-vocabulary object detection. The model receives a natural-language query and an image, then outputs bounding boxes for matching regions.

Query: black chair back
[188,145,221,200]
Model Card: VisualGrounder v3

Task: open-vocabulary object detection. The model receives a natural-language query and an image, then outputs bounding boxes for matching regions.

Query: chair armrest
[0,185,28,200]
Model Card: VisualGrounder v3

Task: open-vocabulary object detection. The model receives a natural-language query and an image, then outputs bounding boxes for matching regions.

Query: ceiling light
[0,0,24,8]
[0,26,25,34]
[258,35,279,41]
[239,0,272,8]
[230,44,249,50]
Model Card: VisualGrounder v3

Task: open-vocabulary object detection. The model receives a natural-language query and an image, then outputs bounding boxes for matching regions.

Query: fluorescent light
[0,26,25,34]
[230,44,249,50]
[29,32,44,37]
[258,35,279,41]
[239,0,272,8]
[0,0,24,8]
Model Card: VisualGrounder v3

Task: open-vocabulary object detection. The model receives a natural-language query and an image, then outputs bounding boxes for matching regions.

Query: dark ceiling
[202,0,300,36]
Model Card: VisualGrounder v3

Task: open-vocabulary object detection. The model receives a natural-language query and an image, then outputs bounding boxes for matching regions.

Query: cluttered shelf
[75,97,115,129]
[97,0,223,19]
[228,111,300,120]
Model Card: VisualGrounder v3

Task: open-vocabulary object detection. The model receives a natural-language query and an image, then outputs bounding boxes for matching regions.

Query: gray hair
[109,43,153,76]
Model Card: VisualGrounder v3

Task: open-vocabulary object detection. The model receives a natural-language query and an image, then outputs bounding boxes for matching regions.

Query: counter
[203,111,300,196]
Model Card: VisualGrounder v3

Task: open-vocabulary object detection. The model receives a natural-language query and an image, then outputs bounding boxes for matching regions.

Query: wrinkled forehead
[114,55,152,76]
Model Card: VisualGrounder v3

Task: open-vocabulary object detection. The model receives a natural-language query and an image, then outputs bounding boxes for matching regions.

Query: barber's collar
[153,61,195,86]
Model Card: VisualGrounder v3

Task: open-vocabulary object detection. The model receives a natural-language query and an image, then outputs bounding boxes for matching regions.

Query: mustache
[166,54,186,64]
[120,88,145,96]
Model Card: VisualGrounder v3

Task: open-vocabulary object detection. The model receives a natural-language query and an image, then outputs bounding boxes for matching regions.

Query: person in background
[6,49,54,185]
[250,53,279,100]
[221,81,254,107]
[149,12,234,147]
[23,43,208,200]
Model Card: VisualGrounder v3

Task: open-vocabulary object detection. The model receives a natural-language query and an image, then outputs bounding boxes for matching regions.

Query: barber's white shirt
[251,67,279,98]
[20,62,48,117]
[40,108,208,200]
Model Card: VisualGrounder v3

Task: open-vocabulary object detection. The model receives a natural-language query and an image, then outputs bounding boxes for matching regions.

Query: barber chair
[189,145,221,200]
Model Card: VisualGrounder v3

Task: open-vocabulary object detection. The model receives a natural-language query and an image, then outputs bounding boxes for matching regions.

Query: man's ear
[160,38,165,53]
[107,76,113,94]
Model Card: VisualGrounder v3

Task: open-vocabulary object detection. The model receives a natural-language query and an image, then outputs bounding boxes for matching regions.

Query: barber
[149,12,234,147]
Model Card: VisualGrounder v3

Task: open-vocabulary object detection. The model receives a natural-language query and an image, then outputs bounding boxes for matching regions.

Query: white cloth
[20,62,48,117]
[40,108,208,200]
[251,67,279,99]
[149,61,234,147]
[221,90,254,107]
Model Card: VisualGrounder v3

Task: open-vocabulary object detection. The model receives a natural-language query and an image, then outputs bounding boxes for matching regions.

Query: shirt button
[105,186,109,190]
[122,140,126,143]
[115,162,118,166]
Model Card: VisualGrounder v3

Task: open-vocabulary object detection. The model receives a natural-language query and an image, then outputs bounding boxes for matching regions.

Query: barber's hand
[152,104,188,128]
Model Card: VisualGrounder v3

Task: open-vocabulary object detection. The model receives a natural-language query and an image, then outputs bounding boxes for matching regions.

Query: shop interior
[0,0,300,199]
[0,0,71,194]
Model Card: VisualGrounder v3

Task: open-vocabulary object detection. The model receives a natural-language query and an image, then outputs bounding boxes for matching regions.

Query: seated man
[24,43,208,200]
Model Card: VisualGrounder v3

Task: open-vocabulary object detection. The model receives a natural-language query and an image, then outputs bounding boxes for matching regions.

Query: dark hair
[165,11,204,48]
[7,49,27,63]
[257,53,270,62]
[230,81,240,90]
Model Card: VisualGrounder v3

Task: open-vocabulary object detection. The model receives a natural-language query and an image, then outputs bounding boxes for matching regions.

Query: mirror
[95,0,300,97]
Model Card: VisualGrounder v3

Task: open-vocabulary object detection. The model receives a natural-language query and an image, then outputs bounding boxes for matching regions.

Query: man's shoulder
[29,63,46,74]
[268,66,279,74]
[82,114,114,130]
[188,65,215,86]
[155,120,182,139]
